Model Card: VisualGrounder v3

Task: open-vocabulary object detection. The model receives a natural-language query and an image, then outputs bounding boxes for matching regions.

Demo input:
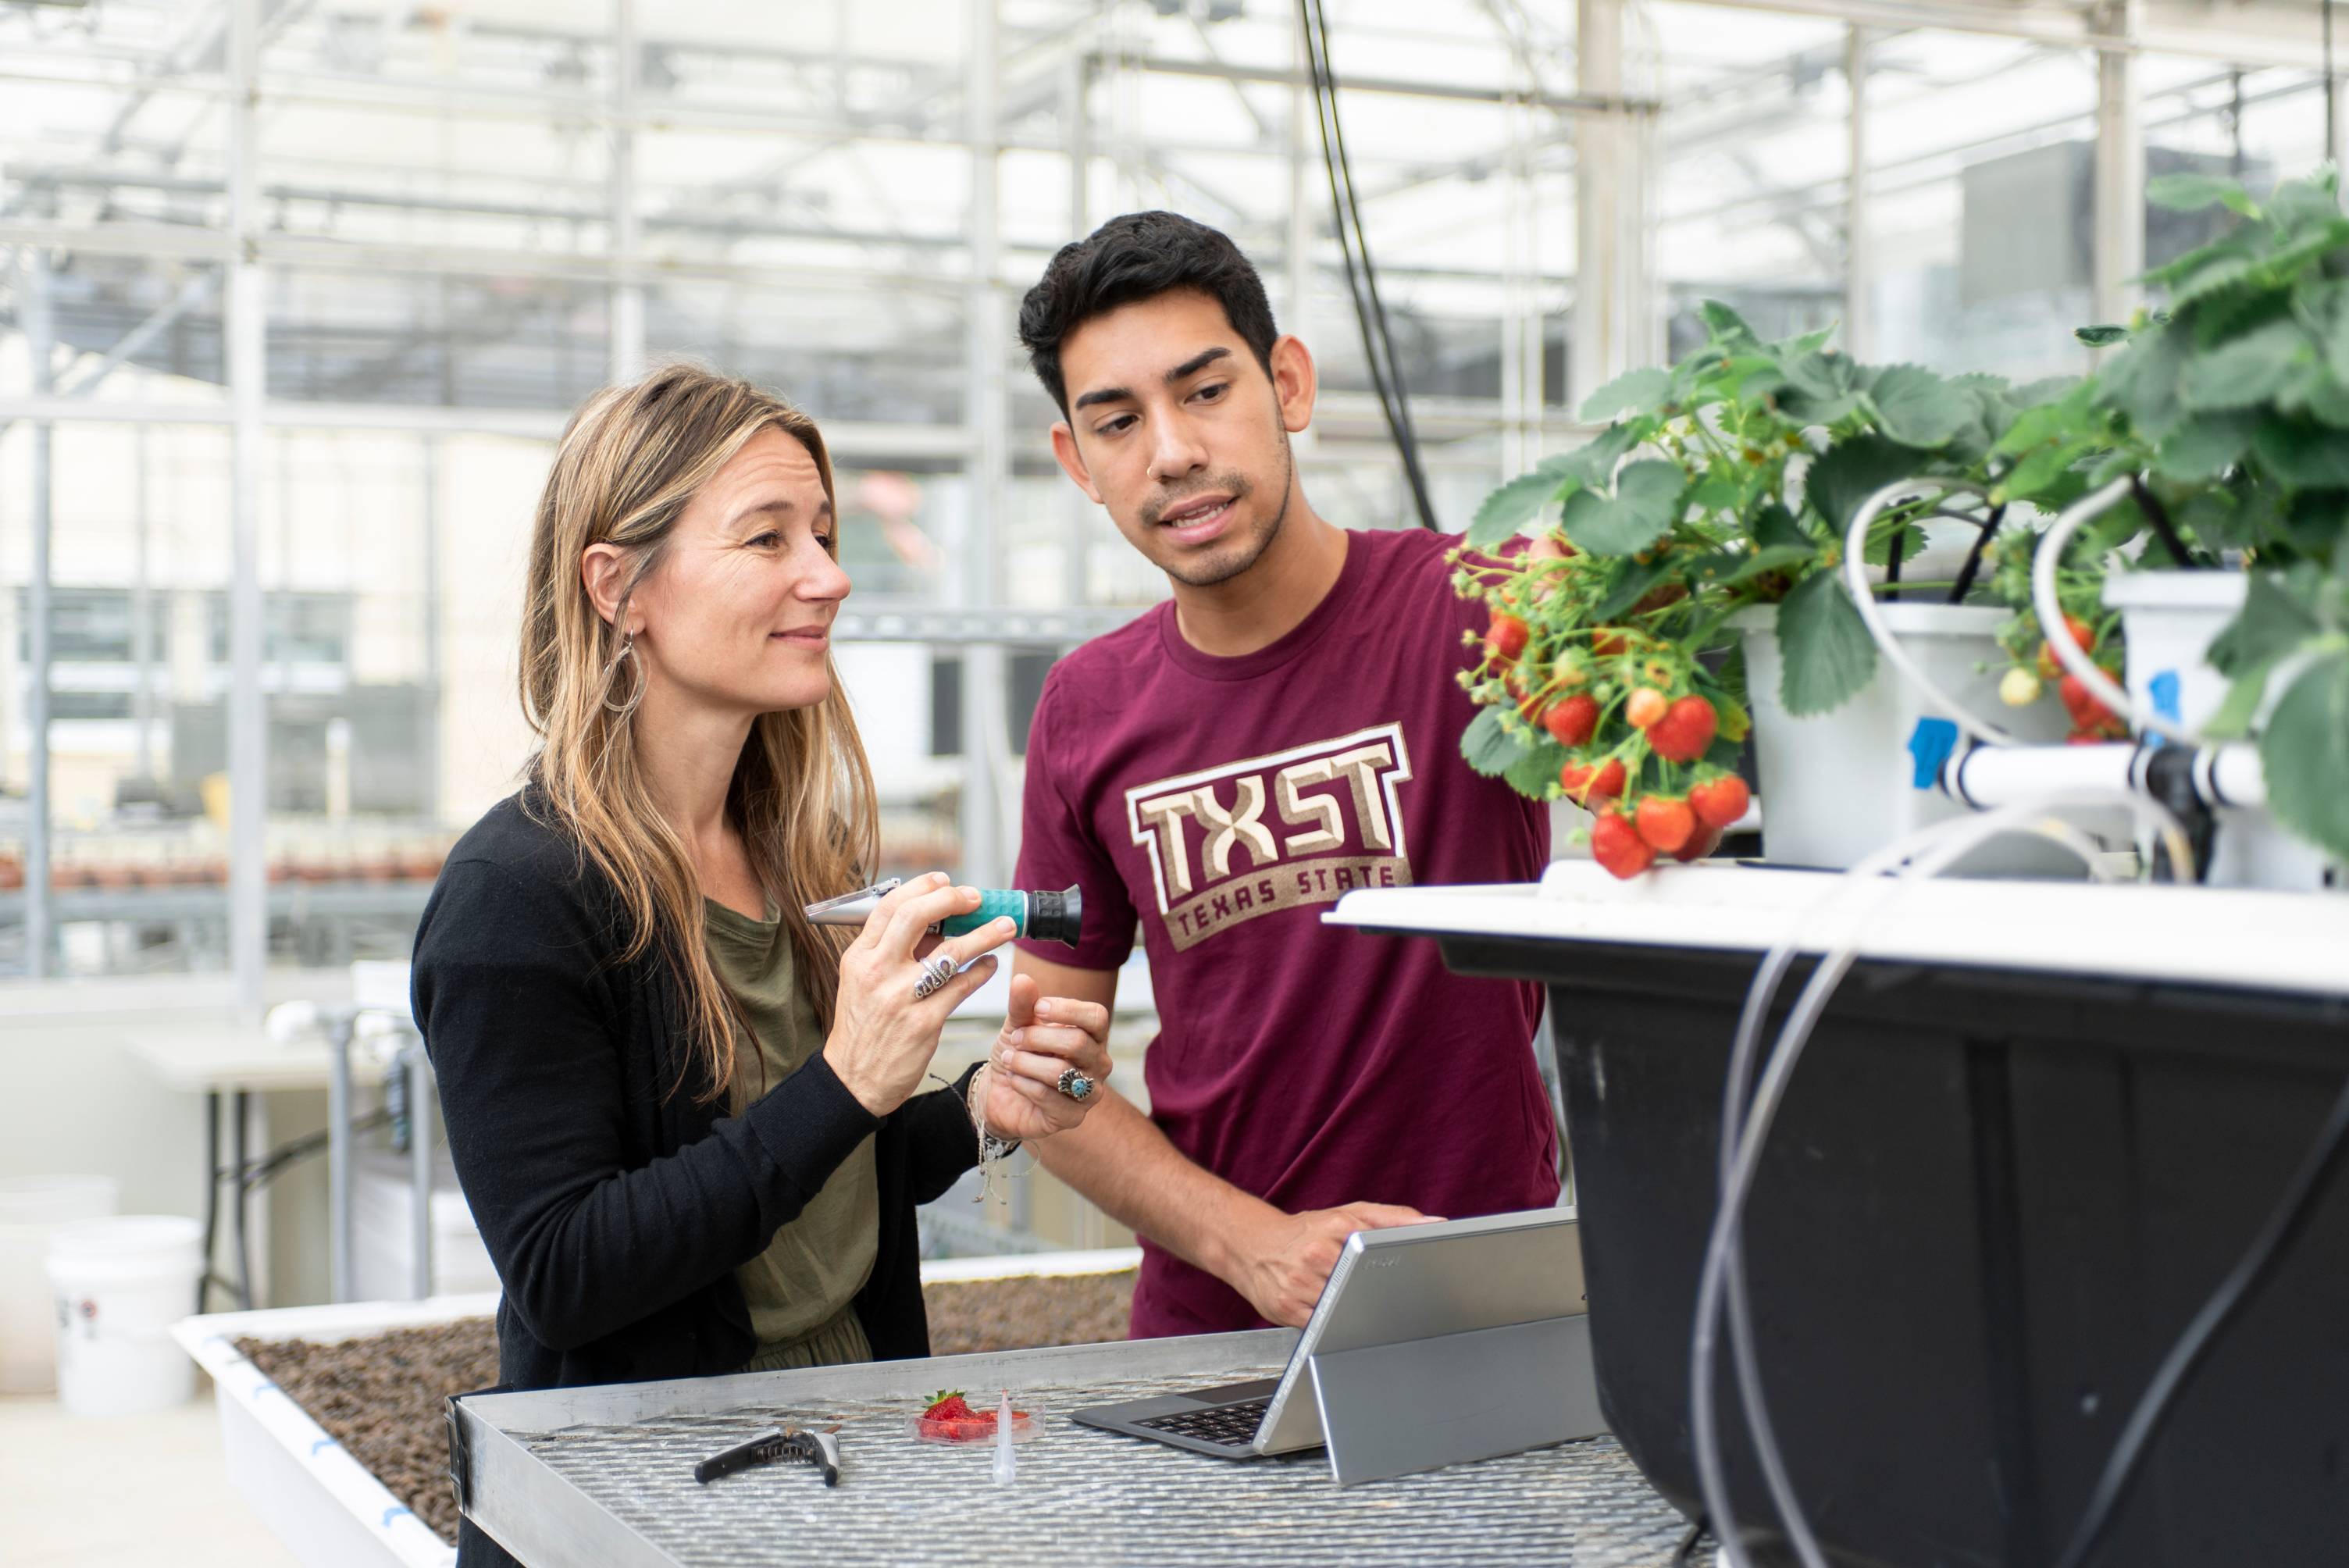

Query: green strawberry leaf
[2253,413,2349,488]
[1775,566,1878,717]
[1468,462,1574,547]
[2207,572,2325,676]
[1863,363,1972,448]
[1777,351,1864,425]
[1504,739,1569,800]
[1699,299,1759,347]
[2200,654,2277,741]
[1683,543,1816,588]
[2258,652,2349,862]
[1750,501,1816,554]
[1581,367,1674,423]
[1999,440,2092,506]
[2146,172,2262,218]
[1560,460,1686,557]
[1556,422,1641,485]
[1460,706,1528,778]
[1804,433,1933,537]
[1591,558,1676,622]
[2180,318,2313,412]
[2152,410,2257,483]
[2075,324,2131,347]
[2095,320,2191,443]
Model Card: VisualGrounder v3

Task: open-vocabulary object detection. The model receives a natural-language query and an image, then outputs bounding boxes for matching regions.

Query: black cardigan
[412,793,979,1566]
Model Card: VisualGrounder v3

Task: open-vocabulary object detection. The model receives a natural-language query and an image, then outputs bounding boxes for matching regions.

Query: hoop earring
[601,630,647,718]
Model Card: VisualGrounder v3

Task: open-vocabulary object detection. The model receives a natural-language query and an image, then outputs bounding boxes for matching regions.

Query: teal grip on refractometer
[936,889,1029,938]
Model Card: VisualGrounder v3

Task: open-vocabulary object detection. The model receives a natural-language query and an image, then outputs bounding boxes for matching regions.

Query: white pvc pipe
[2205,742,2268,810]
[1844,476,2023,747]
[2032,477,2205,747]
[1944,739,2140,807]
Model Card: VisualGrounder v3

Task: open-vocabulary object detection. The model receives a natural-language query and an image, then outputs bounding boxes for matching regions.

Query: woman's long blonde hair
[519,362,879,1104]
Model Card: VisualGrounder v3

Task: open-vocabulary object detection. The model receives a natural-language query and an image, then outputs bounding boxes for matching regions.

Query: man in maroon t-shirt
[1003,212,1559,1338]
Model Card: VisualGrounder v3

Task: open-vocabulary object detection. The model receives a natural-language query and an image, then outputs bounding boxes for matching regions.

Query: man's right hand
[1227,1202,1441,1328]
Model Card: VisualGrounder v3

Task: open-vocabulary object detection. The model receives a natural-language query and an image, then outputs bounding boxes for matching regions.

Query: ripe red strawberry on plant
[1487,610,1530,662]
[1634,795,1696,854]
[1559,757,1627,807]
[1672,826,1723,864]
[1689,774,1749,829]
[1648,695,1718,764]
[1545,693,1600,748]
[1592,811,1656,879]
[2057,674,2121,733]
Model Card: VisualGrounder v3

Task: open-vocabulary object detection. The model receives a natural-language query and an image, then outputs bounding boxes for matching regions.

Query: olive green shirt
[704,899,877,1372]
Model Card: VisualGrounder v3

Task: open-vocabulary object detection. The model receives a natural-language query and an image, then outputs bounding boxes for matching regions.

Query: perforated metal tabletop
[450,1330,1703,1566]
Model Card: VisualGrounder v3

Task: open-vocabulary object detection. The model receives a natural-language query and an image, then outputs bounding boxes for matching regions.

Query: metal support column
[22,254,53,979]
[226,0,268,1017]
[610,0,646,383]
[2094,0,2147,333]
[961,0,1009,889]
[1501,76,1539,476]
[1571,0,1631,409]
[327,1014,354,1303]
[419,438,443,820]
[408,1040,436,1300]
[1845,25,1873,361]
[133,424,155,782]
[1061,52,1093,609]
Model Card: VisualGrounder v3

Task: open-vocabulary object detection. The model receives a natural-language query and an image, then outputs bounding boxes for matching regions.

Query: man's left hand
[979,973,1113,1143]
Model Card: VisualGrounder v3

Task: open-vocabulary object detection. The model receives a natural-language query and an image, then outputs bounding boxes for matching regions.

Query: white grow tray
[171,1249,1143,1568]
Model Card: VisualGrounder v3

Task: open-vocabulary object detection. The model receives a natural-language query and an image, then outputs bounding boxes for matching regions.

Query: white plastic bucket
[46,1215,205,1417]
[2104,571,2338,893]
[0,1174,119,1395]
[1735,603,2082,875]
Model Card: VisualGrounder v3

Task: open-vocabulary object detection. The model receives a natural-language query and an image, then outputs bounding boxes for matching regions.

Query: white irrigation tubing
[1692,793,2198,1568]
[1844,476,2026,750]
[2033,476,2208,749]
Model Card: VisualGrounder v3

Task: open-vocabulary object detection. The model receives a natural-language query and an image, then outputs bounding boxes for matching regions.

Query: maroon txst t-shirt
[1013,526,1557,1337]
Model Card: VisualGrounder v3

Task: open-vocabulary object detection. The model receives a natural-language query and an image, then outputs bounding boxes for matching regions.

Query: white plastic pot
[2103,571,2338,893]
[1734,603,2080,875]
[0,1174,119,1394]
[46,1214,205,1417]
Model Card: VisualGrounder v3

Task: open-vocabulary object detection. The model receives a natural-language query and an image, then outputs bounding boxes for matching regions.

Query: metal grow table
[447,1329,1702,1566]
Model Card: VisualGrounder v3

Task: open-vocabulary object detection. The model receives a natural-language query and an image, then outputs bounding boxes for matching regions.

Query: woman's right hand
[822,872,1017,1117]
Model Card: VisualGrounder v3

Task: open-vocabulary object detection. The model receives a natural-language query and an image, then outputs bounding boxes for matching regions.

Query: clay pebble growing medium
[235,1270,1138,1546]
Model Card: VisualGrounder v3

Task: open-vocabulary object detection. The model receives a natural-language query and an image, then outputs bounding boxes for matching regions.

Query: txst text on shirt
[1123,722,1414,950]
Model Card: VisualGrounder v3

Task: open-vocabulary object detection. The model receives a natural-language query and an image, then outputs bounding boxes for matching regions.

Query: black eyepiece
[1026,885,1083,947]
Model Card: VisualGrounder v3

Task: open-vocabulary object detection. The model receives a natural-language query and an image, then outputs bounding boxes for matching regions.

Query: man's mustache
[1140,474,1253,528]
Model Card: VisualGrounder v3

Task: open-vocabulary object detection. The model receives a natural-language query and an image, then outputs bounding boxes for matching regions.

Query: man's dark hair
[1018,211,1279,417]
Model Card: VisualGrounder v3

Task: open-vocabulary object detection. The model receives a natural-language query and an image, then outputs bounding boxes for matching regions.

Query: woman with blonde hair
[412,364,1110,1567]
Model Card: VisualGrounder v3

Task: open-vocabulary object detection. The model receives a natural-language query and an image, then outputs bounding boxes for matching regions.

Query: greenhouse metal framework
[3,0,2346,999]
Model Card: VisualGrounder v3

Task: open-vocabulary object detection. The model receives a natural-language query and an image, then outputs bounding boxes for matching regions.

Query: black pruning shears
[692,1426,842,1488]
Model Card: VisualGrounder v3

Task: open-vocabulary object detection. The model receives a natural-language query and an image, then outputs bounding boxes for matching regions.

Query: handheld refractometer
[803,879,1083,947]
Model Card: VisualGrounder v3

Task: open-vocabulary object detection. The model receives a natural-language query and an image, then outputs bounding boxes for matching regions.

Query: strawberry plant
[1453,301,2073,875]
[1987,169,2349,861]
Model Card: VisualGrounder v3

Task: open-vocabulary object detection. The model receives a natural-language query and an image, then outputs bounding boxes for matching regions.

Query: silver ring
[1056,1067,1096,1103]
[911,954,958,1001]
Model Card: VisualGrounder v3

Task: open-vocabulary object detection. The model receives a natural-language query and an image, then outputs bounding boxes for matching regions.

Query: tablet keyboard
[1136,1397,1272,1449]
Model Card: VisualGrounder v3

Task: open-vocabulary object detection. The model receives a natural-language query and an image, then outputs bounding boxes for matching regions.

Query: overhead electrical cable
[1298,0,1440,531]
